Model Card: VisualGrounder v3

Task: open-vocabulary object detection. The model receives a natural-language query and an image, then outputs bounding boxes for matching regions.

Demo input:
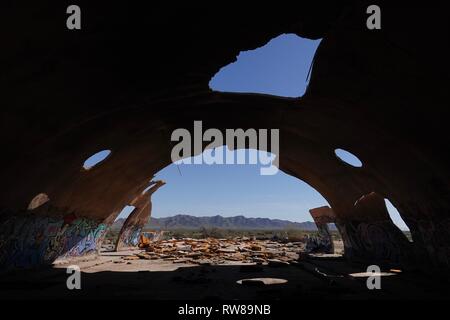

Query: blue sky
[209,34,320,97]
[109,34,409,230]
[152,148,328,223]
[149,34,325,223]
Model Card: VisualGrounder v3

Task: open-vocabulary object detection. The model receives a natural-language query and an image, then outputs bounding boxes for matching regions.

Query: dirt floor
[0,239,449,300]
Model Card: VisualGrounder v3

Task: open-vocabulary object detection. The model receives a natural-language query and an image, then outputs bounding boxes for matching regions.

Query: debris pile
[123,237,305,265]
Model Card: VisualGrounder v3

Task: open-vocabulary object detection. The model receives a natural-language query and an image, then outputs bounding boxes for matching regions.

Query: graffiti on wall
[338,220,413,265]
[0,211,108,269]
[114,180,165,251]
[336,192,415,265]
[117,225,142,248]
[306,206,336,254]
[305,223,334,254]
[62,222,107,258]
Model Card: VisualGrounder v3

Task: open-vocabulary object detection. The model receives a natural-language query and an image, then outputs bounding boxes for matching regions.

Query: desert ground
[1,237,448,300]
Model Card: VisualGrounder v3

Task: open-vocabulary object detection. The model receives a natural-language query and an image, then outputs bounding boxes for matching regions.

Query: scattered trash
[138,231,164,248]
[123,237,305,265]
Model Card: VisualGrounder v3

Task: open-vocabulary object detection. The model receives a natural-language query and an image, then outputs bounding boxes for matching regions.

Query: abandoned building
[0,1,449,299]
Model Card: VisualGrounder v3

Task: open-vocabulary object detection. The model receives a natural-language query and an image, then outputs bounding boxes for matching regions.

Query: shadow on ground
[1,258,449,300]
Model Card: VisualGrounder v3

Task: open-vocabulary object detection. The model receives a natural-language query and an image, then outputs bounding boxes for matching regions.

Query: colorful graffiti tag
[0,211,108,269]
[305,223,334,254]
[117,225,142,248]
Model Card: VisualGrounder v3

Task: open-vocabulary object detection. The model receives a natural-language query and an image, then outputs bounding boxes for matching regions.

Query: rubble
[122,237,306,266]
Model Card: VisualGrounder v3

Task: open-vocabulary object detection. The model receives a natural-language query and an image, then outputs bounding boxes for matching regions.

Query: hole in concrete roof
[209,34,321,98]
[334,149,363,168]
[385,198,411,234]
[27,193,49,210]
[83,150,111,170]
[114,205,136,223]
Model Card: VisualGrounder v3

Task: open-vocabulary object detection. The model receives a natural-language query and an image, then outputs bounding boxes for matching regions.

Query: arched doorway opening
[101,146,343,263]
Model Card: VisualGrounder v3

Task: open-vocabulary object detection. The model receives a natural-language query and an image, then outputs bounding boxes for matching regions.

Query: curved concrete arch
[115,180,166,251]
[1,2,449,270]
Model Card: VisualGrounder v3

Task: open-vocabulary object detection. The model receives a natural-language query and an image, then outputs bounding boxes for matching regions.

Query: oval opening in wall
[28,193,50,210]
[142,182,155,195]
[384,198,411,234]
[83,150,111,170]
[114,205,136,222]
[334,149,363,168]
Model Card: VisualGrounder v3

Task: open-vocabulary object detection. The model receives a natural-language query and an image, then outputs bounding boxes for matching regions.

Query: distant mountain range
[111,214,335,231]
